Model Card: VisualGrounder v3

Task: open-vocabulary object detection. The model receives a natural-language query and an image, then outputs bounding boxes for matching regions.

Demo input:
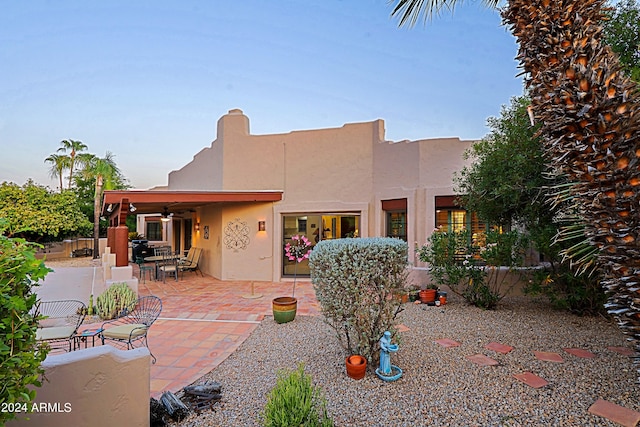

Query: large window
[435,196,486,236]
[282,213,360,277]
[146,221,162,241]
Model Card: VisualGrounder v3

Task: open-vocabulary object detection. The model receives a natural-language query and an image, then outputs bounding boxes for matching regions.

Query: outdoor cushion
[102,324,148,340]
[39,318,69,328]
[36,326,76,341]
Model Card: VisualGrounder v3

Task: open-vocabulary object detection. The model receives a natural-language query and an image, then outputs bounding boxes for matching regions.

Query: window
[382,198,407,241]
[434,196,487,236]
[146,221,162,241]
[282,213,360,277]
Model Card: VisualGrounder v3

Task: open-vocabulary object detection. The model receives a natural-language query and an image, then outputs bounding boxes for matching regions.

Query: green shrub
[0,218,51,424]
[96,282,137,319]
[262,364,333,427]
[309,238,408,365]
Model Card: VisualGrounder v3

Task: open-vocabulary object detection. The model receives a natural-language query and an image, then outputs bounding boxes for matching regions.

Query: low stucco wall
[8,346,150,427]
[407,266,532,296]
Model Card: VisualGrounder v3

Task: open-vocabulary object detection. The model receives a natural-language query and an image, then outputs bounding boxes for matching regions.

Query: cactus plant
[96,283,137,320]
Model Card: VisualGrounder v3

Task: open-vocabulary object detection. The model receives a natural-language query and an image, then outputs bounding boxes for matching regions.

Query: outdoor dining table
[143,254,183,280]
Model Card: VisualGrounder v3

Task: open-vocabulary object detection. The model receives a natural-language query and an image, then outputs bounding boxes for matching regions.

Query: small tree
[0,219,51,424]
[309,238,408,366]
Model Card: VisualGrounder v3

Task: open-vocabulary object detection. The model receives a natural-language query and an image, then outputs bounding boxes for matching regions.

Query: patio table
[144,254,182,280]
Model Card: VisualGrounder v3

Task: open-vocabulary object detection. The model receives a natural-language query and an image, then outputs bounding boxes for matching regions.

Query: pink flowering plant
[284,235,312,297]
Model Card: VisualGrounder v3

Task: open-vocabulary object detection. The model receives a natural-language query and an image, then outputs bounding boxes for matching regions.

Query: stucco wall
[7,346,150,427]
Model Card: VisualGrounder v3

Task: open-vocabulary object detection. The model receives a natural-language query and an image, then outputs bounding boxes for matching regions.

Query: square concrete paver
[563,348,596,359]
[588,399,640,427]
[513,372,549,388]
[608,346,636,357]
[485,341,514,354]
[466,354,499,366]
[534,351,564,363]
[435,338,461,348]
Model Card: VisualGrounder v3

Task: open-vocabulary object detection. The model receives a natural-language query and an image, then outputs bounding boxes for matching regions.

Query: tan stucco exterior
[155,109,476,282]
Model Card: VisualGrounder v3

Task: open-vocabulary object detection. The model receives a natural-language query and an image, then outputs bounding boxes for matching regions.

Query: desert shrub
[0,219,51,423]
[262,364,333,427]
[418,230,527,309]
[309,237,408,365]
[96,282,137,319]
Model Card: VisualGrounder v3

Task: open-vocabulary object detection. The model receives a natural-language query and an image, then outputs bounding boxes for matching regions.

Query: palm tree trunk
[503,0,640,351]
[93,175,103,259]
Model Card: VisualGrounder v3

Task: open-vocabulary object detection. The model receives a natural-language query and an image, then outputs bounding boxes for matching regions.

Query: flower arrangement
[284,235,312,297]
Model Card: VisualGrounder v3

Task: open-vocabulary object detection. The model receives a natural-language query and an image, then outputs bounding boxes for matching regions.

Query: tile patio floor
[133,270,320,398]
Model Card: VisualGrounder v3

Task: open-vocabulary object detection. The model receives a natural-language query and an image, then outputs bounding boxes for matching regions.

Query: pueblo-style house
[103,108,482,281]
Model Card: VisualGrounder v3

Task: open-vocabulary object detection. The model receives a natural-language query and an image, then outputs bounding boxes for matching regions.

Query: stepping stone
[485,341,514,354]
[608,346,636,357]
[588,399,640,427]
[534,351,564,363]
[513,372,548,389]
[563,348,596,358]
[466,354,499,366]
[435,338,460,348]
[396,324,410,333]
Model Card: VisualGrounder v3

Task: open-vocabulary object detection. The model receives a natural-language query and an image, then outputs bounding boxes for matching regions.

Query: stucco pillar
[106,226,116,253]
[114,225,129,267]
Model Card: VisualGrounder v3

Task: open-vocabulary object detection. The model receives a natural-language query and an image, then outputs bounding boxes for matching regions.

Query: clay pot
[272,297,297,324]
[345,355,367,380]
[419,289,437,304]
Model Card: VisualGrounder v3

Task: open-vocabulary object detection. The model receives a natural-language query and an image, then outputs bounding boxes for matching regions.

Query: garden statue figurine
[376,331,403,381]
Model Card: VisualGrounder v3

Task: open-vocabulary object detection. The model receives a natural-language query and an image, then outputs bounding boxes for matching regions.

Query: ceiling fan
[160,207,174,222]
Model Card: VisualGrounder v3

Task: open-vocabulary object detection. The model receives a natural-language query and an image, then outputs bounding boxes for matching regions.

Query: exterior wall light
[258,221,266,232]
[195,222,200,231]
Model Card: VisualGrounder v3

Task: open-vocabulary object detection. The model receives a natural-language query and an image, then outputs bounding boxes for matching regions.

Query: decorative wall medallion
[224,218,250,251]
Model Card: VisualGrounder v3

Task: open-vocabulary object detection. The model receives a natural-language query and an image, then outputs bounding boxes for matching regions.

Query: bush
[0,219,51,424]
[262,364,333,427]
[417,230,527,309]
[96,282,137,319]
[309,238,408,365]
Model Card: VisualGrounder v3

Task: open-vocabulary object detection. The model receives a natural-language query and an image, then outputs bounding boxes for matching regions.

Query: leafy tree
[0,180,92,242]
[55,139,88,190]
[0,218,51,424]
[75,152,127,257]
[603,0,640,82]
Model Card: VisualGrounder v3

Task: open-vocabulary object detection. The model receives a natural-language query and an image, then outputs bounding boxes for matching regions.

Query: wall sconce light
[106,203,114,213]
[129,203,137,213]
[258,221,266,232]
[195,222,200,231]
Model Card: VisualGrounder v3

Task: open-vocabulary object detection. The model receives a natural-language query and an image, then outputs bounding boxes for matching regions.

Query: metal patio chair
[99,295,163,363]
[34,300,86,352]
[179,247,203,277]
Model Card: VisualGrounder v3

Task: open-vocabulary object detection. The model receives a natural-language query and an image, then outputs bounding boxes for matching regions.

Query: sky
[0,0,523,190]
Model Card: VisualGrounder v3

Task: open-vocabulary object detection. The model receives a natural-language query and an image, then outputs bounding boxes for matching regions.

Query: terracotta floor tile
[485,341,513,354]
[563,348,596,359]
[435,338,461,348]
[534,351,564,363]
[608,346,636,357]
[514,372,549,389]
[466,354,499,366]
[588,399,640,427]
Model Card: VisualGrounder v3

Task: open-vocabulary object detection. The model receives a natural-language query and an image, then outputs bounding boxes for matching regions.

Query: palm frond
[390,0,500,26]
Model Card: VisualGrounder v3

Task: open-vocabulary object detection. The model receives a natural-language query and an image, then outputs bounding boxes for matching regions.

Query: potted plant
[273,235,312,323]
[419,284,438,304]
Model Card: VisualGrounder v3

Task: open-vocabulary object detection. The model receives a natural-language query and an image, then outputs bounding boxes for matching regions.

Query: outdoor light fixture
[195,222,200,231]
[129,203,137,213]
[106,204,114,213]
[258,221,266,232]
[161,207,173,222]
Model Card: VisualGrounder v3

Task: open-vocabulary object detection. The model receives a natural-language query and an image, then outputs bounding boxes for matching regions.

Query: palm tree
[43,153,68,192]
[391,0,640,356]
[77,152,123,258]
[57,139,88,190]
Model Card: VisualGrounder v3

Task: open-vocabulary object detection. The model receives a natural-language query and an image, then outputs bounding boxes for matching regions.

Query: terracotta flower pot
[345,355,367,380]
[419,289,437,304]
[272,296,297,324]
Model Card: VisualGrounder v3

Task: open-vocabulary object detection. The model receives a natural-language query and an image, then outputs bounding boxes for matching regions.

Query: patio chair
[154,246,171,257]
[34,300,86,352]
[158,251,179,282]
[135,256,154,283]
[100,295,163,363]
[179,247,203,277]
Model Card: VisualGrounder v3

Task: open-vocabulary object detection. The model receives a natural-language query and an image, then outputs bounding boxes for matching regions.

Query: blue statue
[376,331,403,381]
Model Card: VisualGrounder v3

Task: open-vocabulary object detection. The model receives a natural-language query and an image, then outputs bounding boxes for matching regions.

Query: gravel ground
[42,257,99,268]
[171,294,639,427]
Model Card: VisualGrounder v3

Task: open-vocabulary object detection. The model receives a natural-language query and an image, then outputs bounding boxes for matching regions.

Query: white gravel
[171,294,639,427]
